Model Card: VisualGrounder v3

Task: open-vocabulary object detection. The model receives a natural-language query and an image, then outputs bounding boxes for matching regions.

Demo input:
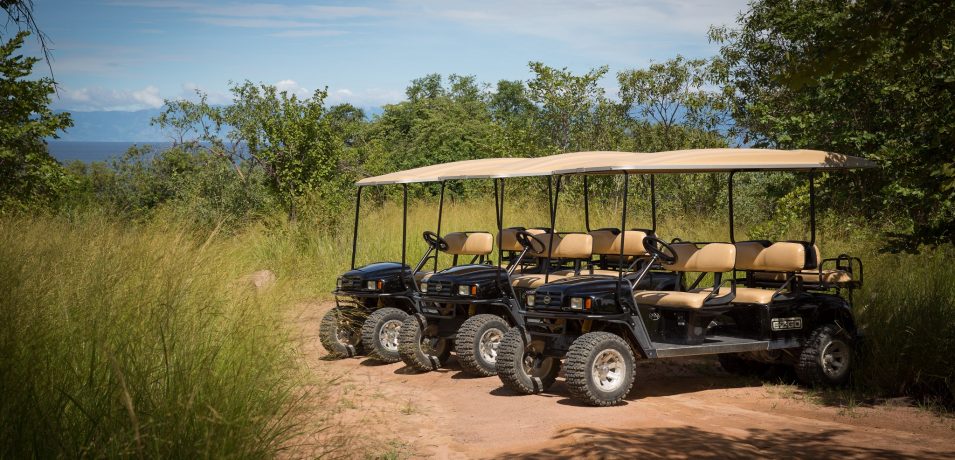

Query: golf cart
[399,153,680,377]
[494,148,875,406]
[319,158,525,362]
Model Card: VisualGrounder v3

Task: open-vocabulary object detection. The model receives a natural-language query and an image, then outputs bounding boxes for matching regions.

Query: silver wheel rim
[821,339,850,379]
[479,328,503,363]
[379,319,403,352]
[591,349,626,392]
[523,353,554,378]
[335,316,356,345]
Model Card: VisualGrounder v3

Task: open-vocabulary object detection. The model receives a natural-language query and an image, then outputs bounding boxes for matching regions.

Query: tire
[398,313,451,371]
[565,332,636,406]
[718,353,771,377]
[455,314,510,377]
[360,307,409,363]
[796,323,852,386]
[496,327,560,394]
[319,307,364,358]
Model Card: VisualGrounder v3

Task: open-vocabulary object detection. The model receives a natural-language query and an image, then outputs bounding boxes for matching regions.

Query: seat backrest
[498,227,550,254]
[590,229,650,256]
[443,232,493,256]
[549,233,593,260]
[735,241,814,272]
[664,242,736,273]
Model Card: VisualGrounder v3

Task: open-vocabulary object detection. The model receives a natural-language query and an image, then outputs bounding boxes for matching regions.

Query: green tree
[0,31,72,212]
[526,62,622,152]
[154,81,342,222]
[618,55,731,151]
[711,0,955,249]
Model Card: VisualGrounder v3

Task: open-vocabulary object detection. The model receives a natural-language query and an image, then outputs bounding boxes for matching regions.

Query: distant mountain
[54,106,385,143]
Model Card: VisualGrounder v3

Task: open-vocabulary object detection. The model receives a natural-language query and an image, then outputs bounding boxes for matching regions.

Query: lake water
[48,141,173,163]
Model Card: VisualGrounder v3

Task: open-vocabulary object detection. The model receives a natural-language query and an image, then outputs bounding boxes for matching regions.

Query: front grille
[427,280,454,296]
[340,275,363,290]
[534,292,562,309]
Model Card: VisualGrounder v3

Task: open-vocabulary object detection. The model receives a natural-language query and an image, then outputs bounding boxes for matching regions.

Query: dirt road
[291,302,955,459]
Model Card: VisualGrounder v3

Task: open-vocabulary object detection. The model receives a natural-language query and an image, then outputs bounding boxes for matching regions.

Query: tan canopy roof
[356,158,528,186]
[550,148,876,175]
[356,149,875,185]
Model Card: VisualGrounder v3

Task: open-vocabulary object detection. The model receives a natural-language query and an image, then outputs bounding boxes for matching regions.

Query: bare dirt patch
[290,301,955,459]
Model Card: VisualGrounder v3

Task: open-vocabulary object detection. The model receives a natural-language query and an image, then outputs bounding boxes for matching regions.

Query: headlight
[569,297,593,311]
[457,284,478,296]
[420,282,428,293]
[366,280,383,290]
[336,277,343,289]
[526,294,536,307]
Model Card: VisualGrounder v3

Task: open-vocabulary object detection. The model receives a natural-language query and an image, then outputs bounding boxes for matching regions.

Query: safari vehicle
[494,148,874,406]
[399,156,679,377]
[319,158,526,362]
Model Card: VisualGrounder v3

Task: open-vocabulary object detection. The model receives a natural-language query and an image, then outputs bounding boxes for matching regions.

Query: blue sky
[25,0,748,112]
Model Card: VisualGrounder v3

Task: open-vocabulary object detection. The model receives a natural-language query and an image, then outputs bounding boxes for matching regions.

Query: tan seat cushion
[590,229,649,256]
[735,241,809,272]
[551,268,623,277]
[696,287,776,304]
[549,233,593,259]
[498,228,550,254]
[664,242,736,273]
[443,232,493,256]
[754,269,852,284]
[413,271,433,282]
[510,273,569,289]
[634,290,712,309]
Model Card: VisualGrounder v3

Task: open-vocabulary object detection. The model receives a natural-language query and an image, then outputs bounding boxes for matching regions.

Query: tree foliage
[0,32,72,212]
[711,0,955,249]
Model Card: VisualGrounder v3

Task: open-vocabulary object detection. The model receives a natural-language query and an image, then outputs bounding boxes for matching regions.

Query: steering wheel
[515,230,546,254]
[422,231,449,251]
[642,236,678,265]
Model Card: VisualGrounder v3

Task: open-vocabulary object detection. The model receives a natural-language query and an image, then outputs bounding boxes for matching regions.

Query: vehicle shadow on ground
[490,426,955,459]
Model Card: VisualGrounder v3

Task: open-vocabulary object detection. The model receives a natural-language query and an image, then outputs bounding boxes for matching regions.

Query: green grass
[0,213,331,458]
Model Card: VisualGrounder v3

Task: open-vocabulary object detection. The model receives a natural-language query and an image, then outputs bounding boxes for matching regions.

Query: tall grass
[0,213,319,458]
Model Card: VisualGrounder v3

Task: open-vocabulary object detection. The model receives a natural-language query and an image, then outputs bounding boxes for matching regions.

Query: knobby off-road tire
[495,327,560,394]
[796,323,852,387]
[564,332,636,406]
[319,307,364,358]
[360,307,408,363]
[718,353,771,377]
[454,314,510,377]
[398,313,451,371]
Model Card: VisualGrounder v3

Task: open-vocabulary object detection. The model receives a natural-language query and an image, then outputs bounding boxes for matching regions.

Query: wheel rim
[379,319,403,352]
[522,351,554,378]
[420,334,444,356]
[591,349,626,392]
[479,328,503,363]
[335,316,358,346]
[821,338,850,379]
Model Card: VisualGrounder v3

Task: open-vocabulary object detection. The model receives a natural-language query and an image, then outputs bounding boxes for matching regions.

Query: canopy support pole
[435,181,445,272]
[650,175,657,233]
[545,175,562,283]
[617,172,629,304]
[401,184,408,289]
[728,171,736,243]
[584,175,591,232]
[351,187,362,270]
[809,171,816,245]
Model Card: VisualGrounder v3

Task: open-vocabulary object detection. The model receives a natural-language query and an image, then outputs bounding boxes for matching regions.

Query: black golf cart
[399,162,679,377]
[319,158,526,362]
[494,148,875,406]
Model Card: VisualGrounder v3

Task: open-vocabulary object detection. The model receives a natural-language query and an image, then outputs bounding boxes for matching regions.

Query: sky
[23,0,749,112]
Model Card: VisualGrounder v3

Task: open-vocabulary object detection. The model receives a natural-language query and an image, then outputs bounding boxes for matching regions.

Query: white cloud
[56,85,166,111]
